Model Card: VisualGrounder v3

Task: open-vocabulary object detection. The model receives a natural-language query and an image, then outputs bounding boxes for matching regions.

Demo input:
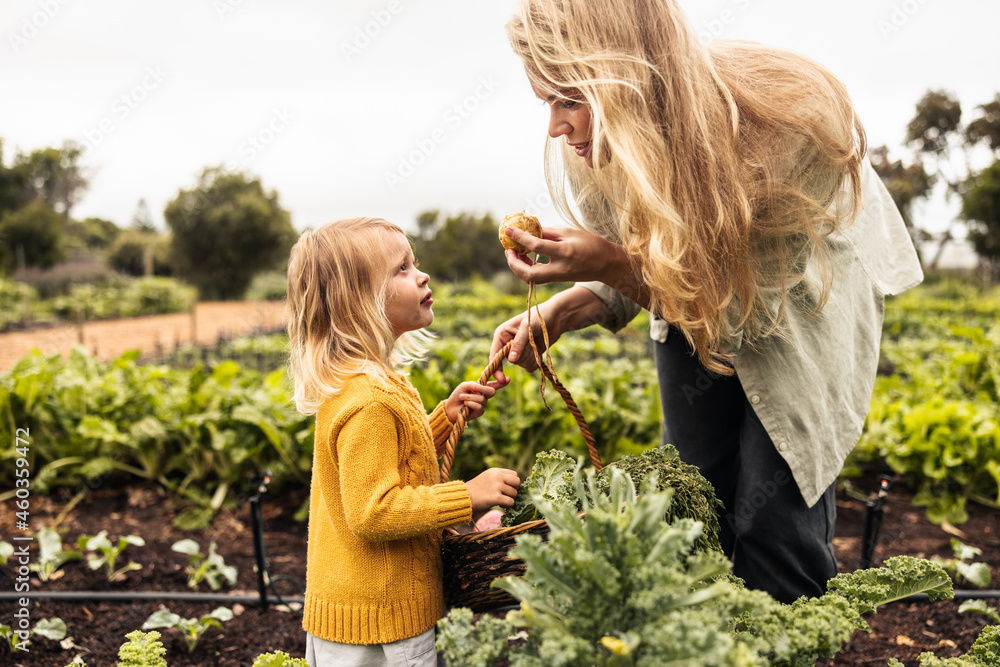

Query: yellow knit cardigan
[301,370,472,645]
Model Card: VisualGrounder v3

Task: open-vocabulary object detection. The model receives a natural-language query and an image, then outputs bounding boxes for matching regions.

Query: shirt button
[778,442,789,452]
[750,394,761,404]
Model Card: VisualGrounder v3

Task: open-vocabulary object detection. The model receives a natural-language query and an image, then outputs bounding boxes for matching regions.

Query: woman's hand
[503,225,628,285]
[444,380,505,423]
[489,285,614,382]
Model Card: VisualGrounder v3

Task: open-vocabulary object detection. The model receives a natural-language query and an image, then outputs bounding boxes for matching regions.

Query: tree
[107,229,172,277]
[131,198,157,234]
[962,159,1000,264]
[888,90,1000,271]
[0,199,66,274]
[12,142,88,221]
[67,216,121,251]
[0,140,26,216]
[411,210,509,281]
[869,145,935,231]
[164,168,296,300]
[964,94,1000,152]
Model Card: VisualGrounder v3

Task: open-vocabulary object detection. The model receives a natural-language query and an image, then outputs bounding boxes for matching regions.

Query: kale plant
[438,466,964,667]
[1,616,66,652]
[171,539,238,590]
[931,539,993,588]
[116,630,167,667]
[0,540,13,566]
[887,625,1000,667]
[252,650,310,666]
[959,599,1000,625]
[597,444,723,553]
[78,531,145,581]
[501,449,579,527]
[142,606,233,653]
[29,528,82,581]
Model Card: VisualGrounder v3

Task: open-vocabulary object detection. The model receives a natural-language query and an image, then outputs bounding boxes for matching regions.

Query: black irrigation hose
[3,590,999,603]
[903,590,1000,601]
[0,591,304,604]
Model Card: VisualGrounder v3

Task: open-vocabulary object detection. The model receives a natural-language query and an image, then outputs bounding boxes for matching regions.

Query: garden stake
[860,475,894,569]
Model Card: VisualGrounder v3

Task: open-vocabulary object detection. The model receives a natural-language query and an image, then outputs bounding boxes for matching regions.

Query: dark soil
[1,475,997,667]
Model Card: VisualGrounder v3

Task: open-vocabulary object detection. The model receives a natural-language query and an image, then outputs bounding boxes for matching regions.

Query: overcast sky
[3,0,999,238]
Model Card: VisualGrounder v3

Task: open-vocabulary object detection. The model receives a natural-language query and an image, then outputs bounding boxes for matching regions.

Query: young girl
[286,217,521,666]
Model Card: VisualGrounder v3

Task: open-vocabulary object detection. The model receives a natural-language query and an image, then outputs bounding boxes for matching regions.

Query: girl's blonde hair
[508,0,866,374]
[285,217,431,414]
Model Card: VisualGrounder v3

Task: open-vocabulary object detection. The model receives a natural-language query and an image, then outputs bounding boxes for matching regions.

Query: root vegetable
[499,212,542,254]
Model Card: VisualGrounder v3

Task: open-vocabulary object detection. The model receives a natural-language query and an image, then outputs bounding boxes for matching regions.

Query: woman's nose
[548,108,570,138]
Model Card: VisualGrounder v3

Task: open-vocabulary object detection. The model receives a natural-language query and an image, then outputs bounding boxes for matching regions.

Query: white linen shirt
[578,158,923,507]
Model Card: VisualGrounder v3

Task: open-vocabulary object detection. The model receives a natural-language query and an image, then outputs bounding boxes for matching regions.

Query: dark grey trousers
[654,335,838,603]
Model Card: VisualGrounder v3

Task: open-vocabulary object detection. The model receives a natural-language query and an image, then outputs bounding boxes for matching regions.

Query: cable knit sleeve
[428,401,455,456]
[337,402,471,541]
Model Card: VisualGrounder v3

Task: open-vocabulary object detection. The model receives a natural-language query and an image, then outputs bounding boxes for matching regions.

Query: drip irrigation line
[0,591,304,604]
[902,590,1000,601]
[3,590,998,604]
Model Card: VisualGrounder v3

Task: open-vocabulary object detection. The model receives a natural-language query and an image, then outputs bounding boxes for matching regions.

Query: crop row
[2,279,998,527]
[0,276,197,331]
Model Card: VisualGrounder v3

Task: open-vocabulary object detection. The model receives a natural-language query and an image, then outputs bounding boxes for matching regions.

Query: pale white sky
[3,0,999,237]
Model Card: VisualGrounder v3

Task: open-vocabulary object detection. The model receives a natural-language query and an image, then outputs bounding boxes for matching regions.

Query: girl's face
[530,78,594,168]
[384,233,433,338]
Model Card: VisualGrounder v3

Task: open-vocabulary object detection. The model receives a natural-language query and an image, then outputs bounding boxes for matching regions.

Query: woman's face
[530,78,594,168]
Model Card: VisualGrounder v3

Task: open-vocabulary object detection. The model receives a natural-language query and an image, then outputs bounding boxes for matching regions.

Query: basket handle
[439,340,603,482]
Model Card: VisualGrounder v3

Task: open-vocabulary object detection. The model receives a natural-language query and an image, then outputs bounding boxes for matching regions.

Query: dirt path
[0,301,286,373]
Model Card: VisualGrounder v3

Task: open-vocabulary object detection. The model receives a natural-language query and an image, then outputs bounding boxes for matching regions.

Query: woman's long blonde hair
[508,0,866,373]
[285,217,431,414]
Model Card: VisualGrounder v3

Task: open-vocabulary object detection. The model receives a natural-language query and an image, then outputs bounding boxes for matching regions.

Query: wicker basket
[440,341,602,612]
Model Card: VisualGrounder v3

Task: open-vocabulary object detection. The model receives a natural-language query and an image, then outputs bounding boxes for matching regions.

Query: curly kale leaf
[598,444,724,553]
[826,555,954,614]
[501,449,580,527]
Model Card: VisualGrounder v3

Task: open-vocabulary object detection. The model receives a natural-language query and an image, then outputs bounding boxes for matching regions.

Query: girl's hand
[502,225,629,285]
[445,380,505,423]
[465,468,521,513]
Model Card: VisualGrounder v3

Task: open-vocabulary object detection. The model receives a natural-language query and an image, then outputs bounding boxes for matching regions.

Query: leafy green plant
[501,446,723,554]
[252,650,310,667]
[78,531,144,581]
[116,629,167,667]
[959,599,1000,625]
[1,617,66,652]
[887,625,999,666]
[931,539,993,588]
[171,539,237,590]
[0,539,13,566]
[142,606,233,653]
[438,466,958,666]
[0,347,314,530]
[28,528,82,581]
[501,449,579,527]
[853,303,1000,524]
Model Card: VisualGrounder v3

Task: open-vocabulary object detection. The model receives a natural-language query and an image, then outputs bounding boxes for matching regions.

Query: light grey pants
[305,629,442,667]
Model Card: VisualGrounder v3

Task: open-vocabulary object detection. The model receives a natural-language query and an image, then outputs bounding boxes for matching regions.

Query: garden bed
[2,477,997,666]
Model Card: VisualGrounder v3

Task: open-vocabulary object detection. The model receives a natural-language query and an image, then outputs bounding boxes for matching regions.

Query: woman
[490,0,923,603]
